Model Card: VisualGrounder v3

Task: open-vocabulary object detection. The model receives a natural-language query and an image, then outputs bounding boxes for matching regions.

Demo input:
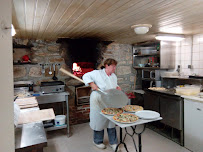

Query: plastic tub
[175,85,201,96]
[54,115,66,126]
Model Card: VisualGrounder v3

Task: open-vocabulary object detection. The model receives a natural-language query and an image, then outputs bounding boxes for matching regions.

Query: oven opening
[72,62,94,77]
[76,85,92,105]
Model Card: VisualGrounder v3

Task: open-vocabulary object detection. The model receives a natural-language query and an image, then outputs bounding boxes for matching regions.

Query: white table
[100,112,162,152]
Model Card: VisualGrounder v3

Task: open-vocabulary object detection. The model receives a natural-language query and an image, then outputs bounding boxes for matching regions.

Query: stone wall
[104,43,136,91]
[13,38,68,84]
[13,38,136,125]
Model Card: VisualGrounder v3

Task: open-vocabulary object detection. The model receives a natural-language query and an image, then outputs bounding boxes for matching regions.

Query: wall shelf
[133,67,160,70]
[133,53,160,57]
[13,43,33,48]
[13,62,38,65]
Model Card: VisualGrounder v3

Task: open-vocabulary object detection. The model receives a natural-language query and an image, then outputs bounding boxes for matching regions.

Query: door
[184,99,203,152]
[144,91,159,112]
[159,95,183,130]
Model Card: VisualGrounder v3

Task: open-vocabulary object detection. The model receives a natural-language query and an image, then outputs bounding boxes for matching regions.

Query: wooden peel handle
[59,68,85,83]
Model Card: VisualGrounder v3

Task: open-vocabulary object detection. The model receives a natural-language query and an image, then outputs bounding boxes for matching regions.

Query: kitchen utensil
[52,64,58,80]
[41,64,45,73]
[135,110,160,119]
[59,68,128,108]
[49,65,52,75]
[98,88,107,95]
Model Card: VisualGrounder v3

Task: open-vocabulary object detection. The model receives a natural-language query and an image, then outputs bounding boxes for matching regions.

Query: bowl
[138,64,145,67]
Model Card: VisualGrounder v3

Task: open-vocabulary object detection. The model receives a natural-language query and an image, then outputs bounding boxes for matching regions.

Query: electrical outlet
[188,65,192,69]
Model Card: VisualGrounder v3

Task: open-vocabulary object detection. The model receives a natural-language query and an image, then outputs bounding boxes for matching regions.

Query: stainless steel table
[15,107,47,152]
[36,92,70,137]
[100,112,162,152]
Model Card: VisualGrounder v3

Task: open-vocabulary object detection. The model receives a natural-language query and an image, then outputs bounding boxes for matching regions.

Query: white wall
[0,0,14,151]
[176,34,203,76]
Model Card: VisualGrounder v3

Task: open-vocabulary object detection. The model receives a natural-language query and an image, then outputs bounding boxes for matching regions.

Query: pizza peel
[59,68,128,108]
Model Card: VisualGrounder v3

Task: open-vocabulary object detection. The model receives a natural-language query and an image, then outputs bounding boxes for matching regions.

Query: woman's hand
[89,82,99,91]
[116,86,121,91]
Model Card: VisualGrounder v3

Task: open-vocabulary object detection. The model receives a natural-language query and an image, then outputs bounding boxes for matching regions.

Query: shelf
[133,67,160,69]
[13,62,38,65]
[45,124,67,131]
[13,44,34,48]
[133,53,160,57]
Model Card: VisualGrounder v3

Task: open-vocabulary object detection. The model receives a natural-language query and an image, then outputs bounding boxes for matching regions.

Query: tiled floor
[44,123,190,152]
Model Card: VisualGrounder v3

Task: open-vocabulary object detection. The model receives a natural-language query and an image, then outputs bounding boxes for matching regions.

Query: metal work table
[15,107,47,152]
[35,92,70,137]
[100,112,162,152]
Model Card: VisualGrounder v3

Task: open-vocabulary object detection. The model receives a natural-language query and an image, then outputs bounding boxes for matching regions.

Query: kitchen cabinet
[160,95,183,130]
[144,91,159,112]
[184,99,203,152]
[144,90,184,145]
[133,41,175,69]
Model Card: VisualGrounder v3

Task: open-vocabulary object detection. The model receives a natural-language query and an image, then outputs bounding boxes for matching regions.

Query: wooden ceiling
[12,0,203,44]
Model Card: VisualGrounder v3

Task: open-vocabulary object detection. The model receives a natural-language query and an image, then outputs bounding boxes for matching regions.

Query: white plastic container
[54,115,66,126]
[175,85,201,96]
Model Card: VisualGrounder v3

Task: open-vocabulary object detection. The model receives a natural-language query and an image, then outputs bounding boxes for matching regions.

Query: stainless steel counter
[15,122,47,152]
[15,107,47,152]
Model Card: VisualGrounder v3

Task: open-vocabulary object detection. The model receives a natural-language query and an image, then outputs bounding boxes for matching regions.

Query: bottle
[145,59,150,67]
[156,44,160,52]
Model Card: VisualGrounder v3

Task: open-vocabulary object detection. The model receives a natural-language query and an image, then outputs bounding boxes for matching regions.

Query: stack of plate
[135,110,160,120]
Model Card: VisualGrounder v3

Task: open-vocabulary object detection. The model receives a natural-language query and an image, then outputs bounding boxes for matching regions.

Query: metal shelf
[45,124,67,131]
[133,53,160,57]
[133,67,160,70]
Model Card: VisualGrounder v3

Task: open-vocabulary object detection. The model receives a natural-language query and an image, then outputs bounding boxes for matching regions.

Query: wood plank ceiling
[12,0,203,44]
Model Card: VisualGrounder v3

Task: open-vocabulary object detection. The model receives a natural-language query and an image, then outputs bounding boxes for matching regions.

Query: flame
[72,63,82,72]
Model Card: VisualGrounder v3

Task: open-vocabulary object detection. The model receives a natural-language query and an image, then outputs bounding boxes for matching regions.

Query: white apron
[82,69,118,131]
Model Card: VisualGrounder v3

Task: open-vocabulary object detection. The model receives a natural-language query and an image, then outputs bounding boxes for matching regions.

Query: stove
[40,81,65,94]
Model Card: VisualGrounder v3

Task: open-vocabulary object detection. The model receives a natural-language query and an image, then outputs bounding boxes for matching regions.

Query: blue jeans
[94,128,118,145]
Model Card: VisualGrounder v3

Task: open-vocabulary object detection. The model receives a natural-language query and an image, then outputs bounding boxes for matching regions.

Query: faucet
[176,65,181,76]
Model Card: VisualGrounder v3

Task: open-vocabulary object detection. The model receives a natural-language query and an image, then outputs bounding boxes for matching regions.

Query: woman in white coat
[82,58,121,151]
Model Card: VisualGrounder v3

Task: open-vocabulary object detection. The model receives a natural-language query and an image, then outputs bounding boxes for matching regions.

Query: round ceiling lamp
[131,24,152,34]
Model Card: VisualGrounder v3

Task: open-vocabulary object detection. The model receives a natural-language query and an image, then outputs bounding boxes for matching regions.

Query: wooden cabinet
[184,99,203,152]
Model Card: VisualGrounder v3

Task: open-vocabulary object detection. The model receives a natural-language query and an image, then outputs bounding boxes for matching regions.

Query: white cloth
[82,69,118,131]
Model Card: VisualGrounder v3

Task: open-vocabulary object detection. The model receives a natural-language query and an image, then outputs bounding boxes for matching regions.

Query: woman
[82,58,121,151]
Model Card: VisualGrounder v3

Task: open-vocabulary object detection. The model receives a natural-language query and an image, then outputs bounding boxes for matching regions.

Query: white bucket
[54,115,66,126]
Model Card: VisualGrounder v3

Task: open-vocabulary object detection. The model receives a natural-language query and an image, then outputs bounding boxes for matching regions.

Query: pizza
[123,105,143,112]
[148,87,166,91]
[113,113,139,123]
[101,108,123,115]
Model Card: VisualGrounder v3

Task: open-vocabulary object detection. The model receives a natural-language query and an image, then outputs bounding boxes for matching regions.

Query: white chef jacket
[82,68,118,131]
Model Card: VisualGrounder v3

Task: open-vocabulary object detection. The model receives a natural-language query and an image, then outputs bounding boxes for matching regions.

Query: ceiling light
[11,24,16,36]
[155,34,185,41]
[131,24,152,34]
